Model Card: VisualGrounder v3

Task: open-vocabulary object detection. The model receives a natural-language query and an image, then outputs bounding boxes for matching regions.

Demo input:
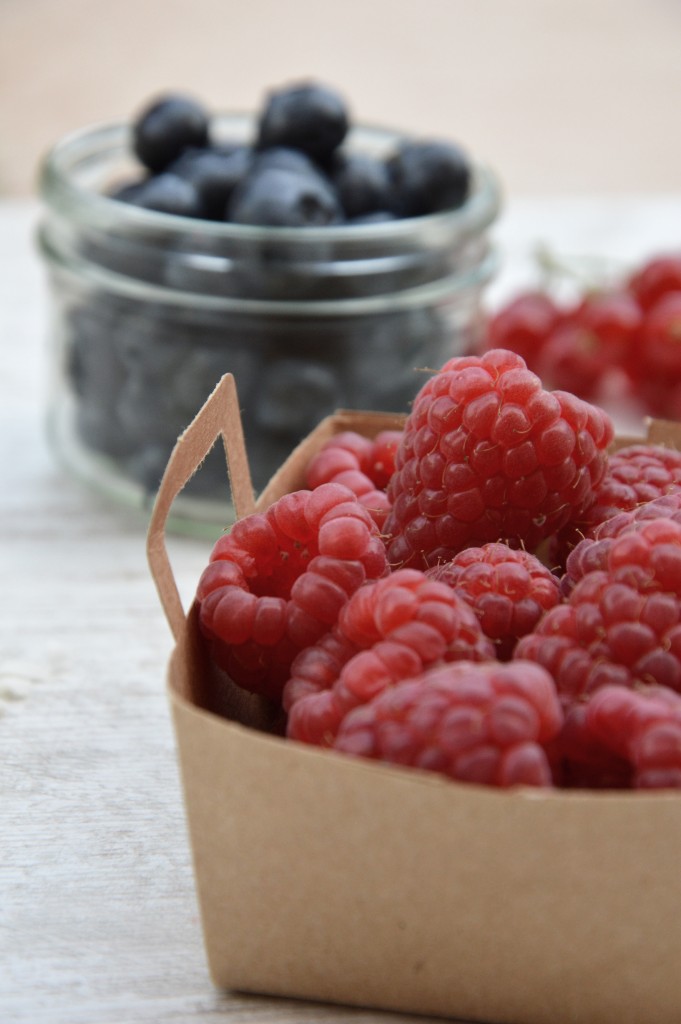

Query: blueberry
[66,303,136,457]
[117,370,181,446]
[228,166,342,227]
[108,179,148,203]
[251,146,321,178]
[123,173,204,218]
[348,211,397,225]
[132,93,210,173]
[387,140,471,216]
[169,146,253,219]
[253,358,341,434]
[257,82,349,162]
[331,150,395,219]
[347,309,451,406]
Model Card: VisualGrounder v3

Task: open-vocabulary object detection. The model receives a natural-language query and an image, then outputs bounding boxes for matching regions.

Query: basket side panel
[168,662,681,1024]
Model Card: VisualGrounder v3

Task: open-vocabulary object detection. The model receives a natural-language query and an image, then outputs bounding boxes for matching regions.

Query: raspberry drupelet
[384,349,614,570]
[284,568,494,745]
[426,542,562,659]
[197,482,388,700]
[333,660,563,788]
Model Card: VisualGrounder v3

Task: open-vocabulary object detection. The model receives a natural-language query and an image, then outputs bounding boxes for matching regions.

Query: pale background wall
[0,0,680,198]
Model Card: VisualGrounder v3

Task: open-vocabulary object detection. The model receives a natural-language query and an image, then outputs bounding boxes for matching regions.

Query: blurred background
[1,0,680,199]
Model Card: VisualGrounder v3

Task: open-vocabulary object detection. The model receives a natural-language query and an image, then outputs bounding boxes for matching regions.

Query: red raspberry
[305,429,402,529]
[563,490,681,592]
[551,702,632,789]
[637,375,681,421]
[638,292,681,377]
[575,290,643,359]
[553,443,681,569]
[582,684,681,789]
[333,660,563,788]
[516,517,681,706]
[426,542,561,660]
[627,253,681,312]
[557,688,679,790]
[535,320,612,401]
[533,291,643,404]
[484,291,561,371]
[197,482,388,700]
[384,349,614,569]
[284,568,494,745]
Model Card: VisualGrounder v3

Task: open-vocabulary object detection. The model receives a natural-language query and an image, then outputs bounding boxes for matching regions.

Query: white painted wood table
[3,197,681,1024]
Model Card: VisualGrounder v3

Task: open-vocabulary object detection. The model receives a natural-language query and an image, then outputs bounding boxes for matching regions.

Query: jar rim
[38,219,499,317]
[39,114,503,247]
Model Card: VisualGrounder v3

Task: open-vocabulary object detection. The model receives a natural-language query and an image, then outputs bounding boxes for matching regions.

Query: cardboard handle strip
[146,373,256,641]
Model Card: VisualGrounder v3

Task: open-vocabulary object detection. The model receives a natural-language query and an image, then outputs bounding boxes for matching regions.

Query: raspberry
[577,443,681,524]
[484,291,561,372]
[384,349,614,569]
[305,429,402,529]
[563,490,681,592]
[284,568,494,745]
[535,321,612,401]
[584,684,681,788]
[628,253,681,312]
[639,292,681,377]
[637,375,681,421]
[551,702,632,789]
[516,517,681,706]
[575,290,643,359]
[426,542,561,660]
[197,482,388,700]
[333,660,563,788]
[587,684,681,788]
[553,443,681,569]
[534,291,643,402]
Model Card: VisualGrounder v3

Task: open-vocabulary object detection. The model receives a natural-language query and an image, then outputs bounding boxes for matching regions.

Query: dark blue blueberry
[331,150,395,219]
[253,358,341,434]
[227,166,342,227]
[257,82,349,162]
[132,93,210,173]
[251,146,321,177]
[108,179,148,203]
[123,173,204,218]
[116,370,182,446]
[169,146,253,219]
[66,304,136,456]
[341,308,452,410]
[387,140,472,216]
[347,210,398,225]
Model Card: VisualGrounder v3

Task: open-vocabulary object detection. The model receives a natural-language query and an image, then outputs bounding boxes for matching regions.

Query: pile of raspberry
[195,348,681,792]
[480,252,681,420]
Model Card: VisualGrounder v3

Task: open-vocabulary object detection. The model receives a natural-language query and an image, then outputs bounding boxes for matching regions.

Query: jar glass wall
[39,116,501,533]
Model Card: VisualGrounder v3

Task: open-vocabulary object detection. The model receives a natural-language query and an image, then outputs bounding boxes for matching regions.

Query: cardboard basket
[147,374,681,1024]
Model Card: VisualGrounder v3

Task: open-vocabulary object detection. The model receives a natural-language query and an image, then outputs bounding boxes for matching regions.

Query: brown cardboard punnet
[147,374,681,1024]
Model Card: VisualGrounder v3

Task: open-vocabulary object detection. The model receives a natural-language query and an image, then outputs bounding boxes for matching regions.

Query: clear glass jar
[38,114,501,534]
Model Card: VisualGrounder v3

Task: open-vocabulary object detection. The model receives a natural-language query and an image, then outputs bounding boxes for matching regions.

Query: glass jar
[38,114,501,534]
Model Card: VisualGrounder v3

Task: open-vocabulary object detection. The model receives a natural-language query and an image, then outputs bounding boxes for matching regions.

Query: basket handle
[146,373,256,641]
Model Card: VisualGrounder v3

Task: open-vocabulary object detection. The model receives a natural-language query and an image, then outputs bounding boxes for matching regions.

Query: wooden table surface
[3,197,681,1024]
